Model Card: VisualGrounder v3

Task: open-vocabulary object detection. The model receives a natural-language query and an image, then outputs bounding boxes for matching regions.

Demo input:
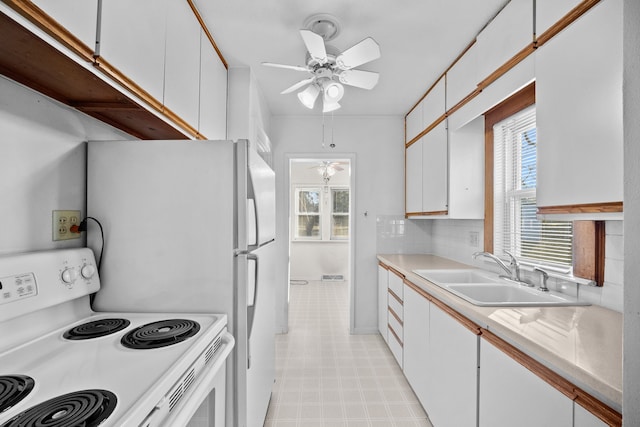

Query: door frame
[284,152,357,333]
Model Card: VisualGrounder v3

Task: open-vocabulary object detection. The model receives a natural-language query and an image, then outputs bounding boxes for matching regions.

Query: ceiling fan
[262,15,381,113]
[310,161,348,183]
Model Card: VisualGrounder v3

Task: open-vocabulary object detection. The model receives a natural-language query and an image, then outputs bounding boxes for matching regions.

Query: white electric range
[0,248,234,427]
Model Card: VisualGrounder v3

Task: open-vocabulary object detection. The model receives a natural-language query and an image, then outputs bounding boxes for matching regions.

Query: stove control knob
[81,264,96,279]
[61,267,78,284]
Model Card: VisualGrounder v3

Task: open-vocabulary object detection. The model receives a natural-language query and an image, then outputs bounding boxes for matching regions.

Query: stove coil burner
[0,375,35,414]
[0,389,117,427]
[63,318,131,340]
[121,319,200,349]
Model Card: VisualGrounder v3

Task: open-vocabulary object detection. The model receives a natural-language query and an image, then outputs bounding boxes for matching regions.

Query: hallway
[265,280,433,427]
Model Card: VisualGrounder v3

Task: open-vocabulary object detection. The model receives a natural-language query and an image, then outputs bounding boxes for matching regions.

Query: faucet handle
[533,267,550,292]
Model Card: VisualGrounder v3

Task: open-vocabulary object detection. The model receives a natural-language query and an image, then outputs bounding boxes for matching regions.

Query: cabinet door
[377,265,388,341]
[479,338,573,427]
[536,0,623,208]
[164,0,201,129]
[199,32,227,139]
[427,304,478,427]
[574,404,608,427]
[31,0,98,50]
[100,0,167,102]
[405,140,423,214]
[446,42,478,110]
[475,0,533,84]
[536,0,583,36]
[402,283,430,409]
[421,121,448,213]
[448,116,484,219]
[421,78,445,130]
[406,101,423,143]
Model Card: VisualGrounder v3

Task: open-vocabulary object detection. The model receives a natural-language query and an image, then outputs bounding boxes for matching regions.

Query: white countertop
[377,254,622,412]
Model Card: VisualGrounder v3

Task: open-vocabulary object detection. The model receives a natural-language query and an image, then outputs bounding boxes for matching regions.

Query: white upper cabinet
[405,101,423,143]
[100,0,167,103]
[421,121,448,213]
[421,78,445,129]
[536,0,583,36]
[164,0,202,128]
[574,404,608,427]
[475,0,533,84]
[446,42,478,111]
[535,0,623,209]
[479,338,573,427]
[199,32,227,140]
[405,139,423,214]
[31,0,98,51]
[448,116,484,219]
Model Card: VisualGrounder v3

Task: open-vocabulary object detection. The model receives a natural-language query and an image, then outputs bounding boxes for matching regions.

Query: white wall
[623,0,640,422]
[272,115,404,333]
[0,76,131,255]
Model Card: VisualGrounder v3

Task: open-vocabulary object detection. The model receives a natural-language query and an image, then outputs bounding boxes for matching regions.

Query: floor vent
[321,274,344,281]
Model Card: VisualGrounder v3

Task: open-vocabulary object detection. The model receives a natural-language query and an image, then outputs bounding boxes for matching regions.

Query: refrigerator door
[247,145,276,248]
[235,243,276,427]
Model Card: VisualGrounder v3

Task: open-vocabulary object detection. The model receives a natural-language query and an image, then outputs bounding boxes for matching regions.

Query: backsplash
[378,217,624,313]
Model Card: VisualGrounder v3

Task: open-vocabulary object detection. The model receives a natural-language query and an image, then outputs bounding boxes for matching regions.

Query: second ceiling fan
[263,15,381,113]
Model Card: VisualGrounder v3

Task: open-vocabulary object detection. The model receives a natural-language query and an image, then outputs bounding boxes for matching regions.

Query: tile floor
[265,280,433,427]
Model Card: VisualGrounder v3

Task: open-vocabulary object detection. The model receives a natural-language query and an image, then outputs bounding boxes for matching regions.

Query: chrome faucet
[534,267,550,292]
[472,251,523,283]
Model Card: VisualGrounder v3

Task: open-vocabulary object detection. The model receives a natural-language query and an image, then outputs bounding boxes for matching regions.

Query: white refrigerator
[86,139,275,427]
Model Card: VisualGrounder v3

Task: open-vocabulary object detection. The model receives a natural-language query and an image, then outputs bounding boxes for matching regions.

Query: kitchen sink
[412,269,590,307]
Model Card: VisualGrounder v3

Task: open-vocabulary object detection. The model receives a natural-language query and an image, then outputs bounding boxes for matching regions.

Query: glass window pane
[331,215,349,239]
[298,190,320,213]
[332,189,349,213]
[297,215,320,237]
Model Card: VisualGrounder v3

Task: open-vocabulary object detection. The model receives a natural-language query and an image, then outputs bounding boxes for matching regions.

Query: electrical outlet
[52,210,81,241]
[469,231,479,248]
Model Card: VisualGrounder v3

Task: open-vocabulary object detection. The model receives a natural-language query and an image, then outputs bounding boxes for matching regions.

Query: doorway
[286,156,355,333]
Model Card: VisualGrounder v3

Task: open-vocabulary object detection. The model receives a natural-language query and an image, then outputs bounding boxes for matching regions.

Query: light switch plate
[52,210,81,241]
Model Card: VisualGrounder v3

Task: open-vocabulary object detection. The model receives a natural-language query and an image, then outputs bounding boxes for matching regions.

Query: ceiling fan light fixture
[298,84,320,109]
[323,81,344,103]
[323,101,341,113]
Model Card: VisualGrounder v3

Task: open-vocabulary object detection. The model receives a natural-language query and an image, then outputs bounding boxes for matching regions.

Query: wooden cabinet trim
[481,330,621,426]
[537,202,623,215]
[388,306,403,326]
[4,0,94,61]
[535,0,603,48]
[388,288,403,305]
[378,261,389,270]
[186,0,228,69]
[404,279,432,302]
[406,210,449,218]
[405,113,447,148]
[476,44,535,92]
[388,266,404,279]
[388,323,404,346]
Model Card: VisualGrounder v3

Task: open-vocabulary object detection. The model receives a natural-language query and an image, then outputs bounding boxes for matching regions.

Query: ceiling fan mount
[262,16,381,112]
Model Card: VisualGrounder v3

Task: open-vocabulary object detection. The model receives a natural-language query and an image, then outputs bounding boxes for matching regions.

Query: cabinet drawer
[388,325,403,368]
[388,292,403,321]
[388,270,404,299]
[388,309,403,341]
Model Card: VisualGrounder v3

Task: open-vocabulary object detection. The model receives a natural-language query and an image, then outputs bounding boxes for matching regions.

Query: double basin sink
[412,269,590,307]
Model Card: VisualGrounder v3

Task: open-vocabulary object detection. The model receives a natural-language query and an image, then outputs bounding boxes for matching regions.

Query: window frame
[484,82,605,284]
[330,187,350,240]
[293,187,322,240]
[292,185,350,242]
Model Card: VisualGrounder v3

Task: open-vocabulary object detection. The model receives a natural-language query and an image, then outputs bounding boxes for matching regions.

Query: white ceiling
[193,0,508,117]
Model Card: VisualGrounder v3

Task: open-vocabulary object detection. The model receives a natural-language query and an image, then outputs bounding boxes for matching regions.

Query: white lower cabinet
[479,337,573,427]
[402,283,430,407]
[377,264,389,342]
[427,303,478,427]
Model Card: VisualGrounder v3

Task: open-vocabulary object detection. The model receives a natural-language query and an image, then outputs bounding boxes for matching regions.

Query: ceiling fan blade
[262,62,309,72]
[300,30,328,64]
[338,69,380,90]
[280,77,315,94]
[336,37,381,70]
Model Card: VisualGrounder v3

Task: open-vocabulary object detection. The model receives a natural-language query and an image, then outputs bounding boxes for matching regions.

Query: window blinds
[493,106,573,269]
